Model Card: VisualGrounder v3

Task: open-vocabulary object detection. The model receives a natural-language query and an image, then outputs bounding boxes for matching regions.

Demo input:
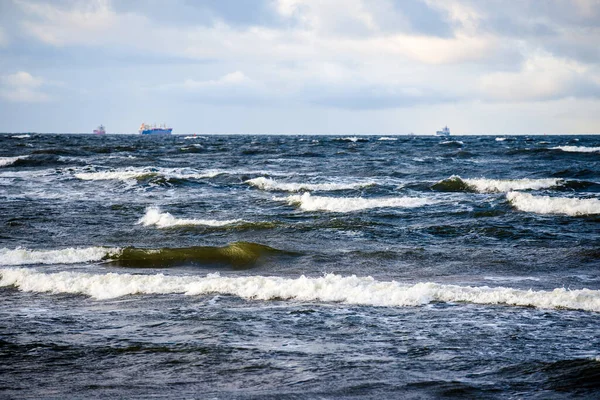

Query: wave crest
[2,269,599,312]
[112,242,283,268]
[551,146,600,153]
[275,192,435,212]
[433,175,563,193]
[0,156,28,167]
[0,247,119,266]
[139,206,242,228]
[246,177,374,192]
[507,192,600,216]
[74,167,221,181]
[0,242,287,268]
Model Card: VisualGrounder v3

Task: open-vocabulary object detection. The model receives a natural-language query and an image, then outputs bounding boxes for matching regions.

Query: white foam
[338,137,359,142]
[378,137,397,141]
[462,177,562,193]
[246,177,375,192]
[275,192,435,212]
[551,146,600,153]
[0,247,120,266]
[11,134,31,139]
[1,269,599,312]
[75,170,154,181]
[138,206,242,228]
[507,192,600,216]
[495,137,506,142]
[183,135,207,140]
[0,156,27,167]
[74,167,221,181]
[441,140,463,145]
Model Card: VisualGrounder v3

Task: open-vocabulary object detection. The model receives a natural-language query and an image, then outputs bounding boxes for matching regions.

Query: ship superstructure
[139,123,173,135]
[93,125,106,135]
[435,126,451,136]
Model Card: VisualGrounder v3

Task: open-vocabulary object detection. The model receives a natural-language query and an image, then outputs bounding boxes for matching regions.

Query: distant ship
[139,123,172,135]
[435,126,451,136]
[93,125,106,135]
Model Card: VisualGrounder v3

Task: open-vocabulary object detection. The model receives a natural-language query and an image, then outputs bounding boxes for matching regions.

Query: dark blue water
[1,133,599,398]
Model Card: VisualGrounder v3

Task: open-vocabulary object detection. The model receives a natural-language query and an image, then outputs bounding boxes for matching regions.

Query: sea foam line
[246,177,375,192]
[275,192,435,212]
[0,247,120,266]
[507,192,600,216]
[138,206,242,228]
[551,146,600,153]
[1,268,599,312]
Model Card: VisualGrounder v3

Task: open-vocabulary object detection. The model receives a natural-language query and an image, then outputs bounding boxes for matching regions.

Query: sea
[0,133,599,399]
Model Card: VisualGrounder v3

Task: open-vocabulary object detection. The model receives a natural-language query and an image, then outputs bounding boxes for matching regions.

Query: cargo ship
[435,126,451,136]
[139,123,172,135]
[93,125,106,135]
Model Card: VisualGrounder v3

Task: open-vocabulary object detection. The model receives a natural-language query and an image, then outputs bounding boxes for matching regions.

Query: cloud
[0,71,51,102]
[182,71,253,88]
[14,0,503,66]
[479,53,600,101]
[4,0,600,134]
[0,26,8,47]
[156,71,271,104]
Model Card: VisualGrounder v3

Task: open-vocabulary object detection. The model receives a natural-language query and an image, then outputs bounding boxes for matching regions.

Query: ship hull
[140,129,173,135]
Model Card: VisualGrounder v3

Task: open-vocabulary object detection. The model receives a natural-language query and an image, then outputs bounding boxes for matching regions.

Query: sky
[0,0,599,134]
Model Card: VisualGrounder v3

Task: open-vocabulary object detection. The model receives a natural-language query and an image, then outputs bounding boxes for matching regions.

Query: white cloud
[155,71,271,104]
[0,71,51,102]
[479,53,599,101]
[15,0,501,67]
[185,71,253,88]
[10,0,510,109]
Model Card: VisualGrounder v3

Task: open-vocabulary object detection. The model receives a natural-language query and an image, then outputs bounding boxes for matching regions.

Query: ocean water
[1,133,599,398]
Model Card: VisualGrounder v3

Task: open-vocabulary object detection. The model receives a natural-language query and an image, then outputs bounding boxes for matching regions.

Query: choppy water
[1,133,599,398]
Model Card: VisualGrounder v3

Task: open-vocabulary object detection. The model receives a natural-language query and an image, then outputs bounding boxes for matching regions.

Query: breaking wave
[551,146,600,153]
[139,206,242,228]
[433,175,563,193]
[275,192,435,212]
[378,137,397,141]
[0,242,288,268]
[440,140,463,146]
[246,177,375,192]
[1,269,599,312]
[507,192,600,216]
[335,137,368,143]
[74,167,221,181]
[11,134,31,139]
[0,247,119,266]
[0,156,27,167]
